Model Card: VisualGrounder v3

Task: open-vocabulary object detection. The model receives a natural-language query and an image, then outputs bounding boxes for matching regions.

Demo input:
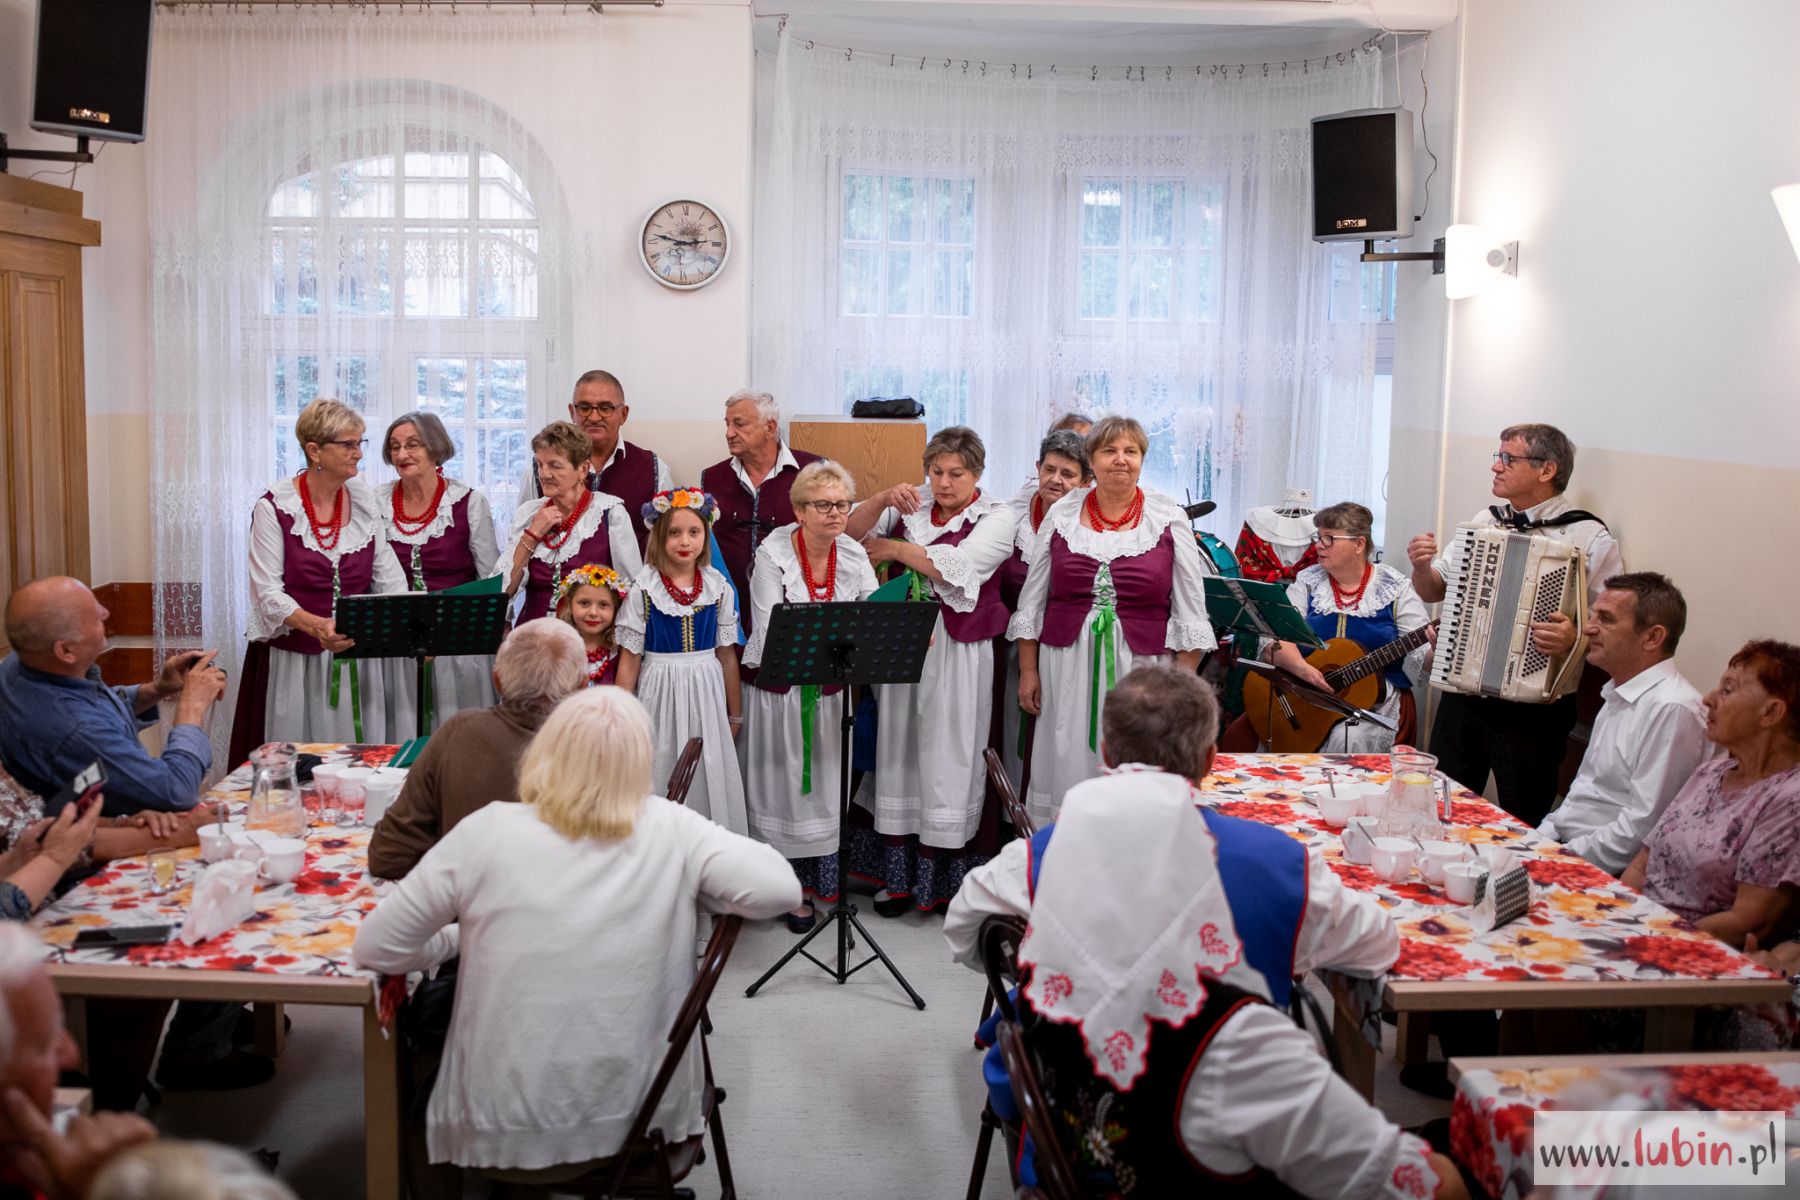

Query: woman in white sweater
[352,687,800,1180]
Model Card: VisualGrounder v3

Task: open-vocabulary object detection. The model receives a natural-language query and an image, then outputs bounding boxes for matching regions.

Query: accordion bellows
[1429,525,1589,703]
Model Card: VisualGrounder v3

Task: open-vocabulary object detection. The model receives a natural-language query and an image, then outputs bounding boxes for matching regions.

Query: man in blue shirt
[1,577,226,815]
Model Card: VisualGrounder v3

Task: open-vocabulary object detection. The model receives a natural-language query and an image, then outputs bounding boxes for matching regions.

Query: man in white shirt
[1406,423,1624,825]
[1538,572,1708,874]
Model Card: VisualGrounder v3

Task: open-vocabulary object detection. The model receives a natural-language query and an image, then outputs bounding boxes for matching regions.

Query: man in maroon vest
[699,389,821,637]
[516,369,671,553]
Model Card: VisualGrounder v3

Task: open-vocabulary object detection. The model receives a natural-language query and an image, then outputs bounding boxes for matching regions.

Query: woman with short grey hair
[375,411,502,729]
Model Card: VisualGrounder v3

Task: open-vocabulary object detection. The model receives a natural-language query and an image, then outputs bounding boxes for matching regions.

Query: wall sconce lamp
[1358,222,1519,298]
[1774,184,1800,263]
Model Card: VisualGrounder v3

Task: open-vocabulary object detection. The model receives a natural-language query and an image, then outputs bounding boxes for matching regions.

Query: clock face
[639,200,730,290]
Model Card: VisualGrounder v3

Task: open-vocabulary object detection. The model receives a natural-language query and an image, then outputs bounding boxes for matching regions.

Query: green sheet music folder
[1202,576,1324,647]
[438,574,504,596]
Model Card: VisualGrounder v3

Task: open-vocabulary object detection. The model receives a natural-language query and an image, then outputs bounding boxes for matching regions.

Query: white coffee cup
[1419,840,1467,884]
[1354,783,1390,817]
[1443,861,1486,904]
[256,838,307,886]
[199,821,246,863]
[228,833,263,864]
[363,772,404,826]
[1317,791,1359,828]
[1341,816,1382,864]
[1370,837,1418,883]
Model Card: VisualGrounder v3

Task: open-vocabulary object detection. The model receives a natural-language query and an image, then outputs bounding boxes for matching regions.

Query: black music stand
[744,599,939,1009]
[335,592,511,738]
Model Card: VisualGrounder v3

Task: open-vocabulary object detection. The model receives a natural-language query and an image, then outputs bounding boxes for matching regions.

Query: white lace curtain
[753,33,1386,527]
[148,11,602,765]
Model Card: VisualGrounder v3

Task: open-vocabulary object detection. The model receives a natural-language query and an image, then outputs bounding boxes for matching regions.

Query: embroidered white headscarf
[1017,769,1253,1091]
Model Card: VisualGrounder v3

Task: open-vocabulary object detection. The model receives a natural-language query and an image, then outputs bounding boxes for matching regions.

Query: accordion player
[1428,524,1589,703]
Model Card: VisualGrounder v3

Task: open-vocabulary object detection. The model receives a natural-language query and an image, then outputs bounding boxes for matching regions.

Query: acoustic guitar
[1242,620,1439,752]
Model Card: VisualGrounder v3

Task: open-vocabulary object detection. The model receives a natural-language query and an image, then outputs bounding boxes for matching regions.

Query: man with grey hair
[1405,422,1624,825]
[368,618,588,880]
[700,389,822,637]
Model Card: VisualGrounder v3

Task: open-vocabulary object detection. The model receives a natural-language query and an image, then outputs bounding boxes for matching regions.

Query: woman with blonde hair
[354,687,799,1183]
[740,460,878,930]
[232,398,410,761]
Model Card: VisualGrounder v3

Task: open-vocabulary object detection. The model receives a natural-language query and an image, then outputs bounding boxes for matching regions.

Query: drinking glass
[336,780,366,828]
[145,847,179,896]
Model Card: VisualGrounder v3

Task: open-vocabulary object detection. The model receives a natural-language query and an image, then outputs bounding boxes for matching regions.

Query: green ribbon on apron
[907,568,930,602]
[1017,710,1034,760]
[799,684,820,795]
[328,656,365,744]
[1087,604,1118,752]
[409,545,435,732]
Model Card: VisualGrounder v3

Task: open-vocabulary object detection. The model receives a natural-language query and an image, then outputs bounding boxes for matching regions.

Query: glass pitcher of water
[247,742,305,839]
[1382,746,1444,841]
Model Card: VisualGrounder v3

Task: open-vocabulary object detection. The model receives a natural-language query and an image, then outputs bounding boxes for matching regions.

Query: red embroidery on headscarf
[1103,1030,1136,1074]
[1155,969,1189,1008]
[1040,973,1073,1007]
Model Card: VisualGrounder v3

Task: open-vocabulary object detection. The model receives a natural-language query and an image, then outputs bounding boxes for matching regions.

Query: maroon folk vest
[1038,526,1177,656]
[898,506,1010,643]
[593,442,659,554]
[701,447,822,632]
[263,491,377,656]
[387,488,479,592]
[517,517,616,625]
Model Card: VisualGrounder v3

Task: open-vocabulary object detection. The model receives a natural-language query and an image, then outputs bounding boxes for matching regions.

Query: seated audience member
[86,1142,297,1200]
[1537,573,1709,873]
[352,688,799,1184]
[0,923,158,1199]
[1622,639,1800,947]
[947,664,1398,1000]
[368,618,588,880]
[944,668,1462,1200]
[0,579,226,816]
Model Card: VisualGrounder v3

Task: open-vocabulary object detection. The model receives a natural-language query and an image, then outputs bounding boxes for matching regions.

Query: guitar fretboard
[1322,619,1441,691]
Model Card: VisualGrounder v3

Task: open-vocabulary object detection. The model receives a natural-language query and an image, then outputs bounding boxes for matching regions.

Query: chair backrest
[982,748,1034,837]
[665,737,703,806]
[1287,979,1345,1078]
[978,914,1027,1025]
[602,914,743,1197]
[995,1020,1083,1200]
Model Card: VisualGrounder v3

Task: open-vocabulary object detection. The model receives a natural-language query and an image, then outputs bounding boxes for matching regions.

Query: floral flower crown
[641,487,720,530]
[553,563,629,610]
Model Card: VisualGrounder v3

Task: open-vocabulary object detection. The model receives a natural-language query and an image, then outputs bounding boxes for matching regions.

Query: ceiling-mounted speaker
[1311,107,1414,242]
[31,0,156,143]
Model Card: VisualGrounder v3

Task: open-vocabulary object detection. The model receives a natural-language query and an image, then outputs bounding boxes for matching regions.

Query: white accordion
[1428,525,1589,703]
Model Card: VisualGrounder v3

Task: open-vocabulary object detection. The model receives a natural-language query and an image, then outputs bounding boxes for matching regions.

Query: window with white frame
[1077,178,1224,323]
[840,171,975,319]
[265,136,541,517]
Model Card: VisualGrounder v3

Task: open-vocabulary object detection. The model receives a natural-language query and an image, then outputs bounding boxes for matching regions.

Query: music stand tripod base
[742,600,938,1010]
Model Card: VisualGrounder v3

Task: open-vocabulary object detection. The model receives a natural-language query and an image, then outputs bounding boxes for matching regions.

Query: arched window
[264,126,546,518]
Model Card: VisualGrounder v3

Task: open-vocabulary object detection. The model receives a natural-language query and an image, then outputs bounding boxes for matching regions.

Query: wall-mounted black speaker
[31,0,155,143]
[1311,107,1414,242]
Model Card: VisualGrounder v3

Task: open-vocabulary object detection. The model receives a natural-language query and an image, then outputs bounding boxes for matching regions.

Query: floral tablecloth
[31,744,404,1016]
[1449,1059,1800,1199]
[1202,754,1783,995]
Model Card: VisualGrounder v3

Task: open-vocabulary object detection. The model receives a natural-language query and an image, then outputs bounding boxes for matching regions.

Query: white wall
[0,0,755,590]
[1388,0,1800,681]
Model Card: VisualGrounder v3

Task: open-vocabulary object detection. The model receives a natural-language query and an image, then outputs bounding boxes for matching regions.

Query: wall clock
[639,199,730,290]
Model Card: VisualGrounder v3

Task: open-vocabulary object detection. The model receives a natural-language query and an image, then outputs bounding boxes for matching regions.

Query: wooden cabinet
[788,414,927,503]
[0,173,98,655]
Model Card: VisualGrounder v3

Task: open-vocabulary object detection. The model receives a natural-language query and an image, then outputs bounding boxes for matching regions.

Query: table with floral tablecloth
[29,743,407,1200]
[1449,1055,1800,1199]
[1198,754,1791,1093]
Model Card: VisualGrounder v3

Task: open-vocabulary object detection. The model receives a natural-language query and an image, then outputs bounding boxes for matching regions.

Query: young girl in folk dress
[555,564,628,687]
[615,490,748,835]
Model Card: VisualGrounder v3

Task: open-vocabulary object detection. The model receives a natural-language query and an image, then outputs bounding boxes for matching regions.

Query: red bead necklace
[296,473,346,550]
[1084,487,1144,532]
[660,570,704,607]
[538,488,592,552]
[390,475,448,536]
[794,530,838,601]
[1329,562,1374,610]
[930,489,981,527]
[1029,492,1047,532]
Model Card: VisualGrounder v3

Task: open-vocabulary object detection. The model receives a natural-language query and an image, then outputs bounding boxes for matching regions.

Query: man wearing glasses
[700,389,821,640]
[1405,423,1623,825]
[515,370,672,552]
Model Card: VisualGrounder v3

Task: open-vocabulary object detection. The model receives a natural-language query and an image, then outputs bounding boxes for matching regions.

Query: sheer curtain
[753,34,1387,526]
[149,11,601,765]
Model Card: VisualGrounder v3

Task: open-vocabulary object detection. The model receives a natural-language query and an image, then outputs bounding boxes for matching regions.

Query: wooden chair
[966,915,1028,1200]
[983,748,1035,839]
[1288,978,1346,1079]
[665,737,703,807]
[497,915,744,1199]
[996,1020,1082,1200]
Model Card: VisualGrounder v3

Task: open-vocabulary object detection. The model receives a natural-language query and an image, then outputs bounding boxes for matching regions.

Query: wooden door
[0,173,99,656]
